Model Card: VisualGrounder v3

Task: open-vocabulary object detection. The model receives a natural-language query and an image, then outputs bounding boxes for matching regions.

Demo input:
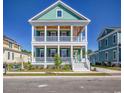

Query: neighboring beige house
[3,35,31,63]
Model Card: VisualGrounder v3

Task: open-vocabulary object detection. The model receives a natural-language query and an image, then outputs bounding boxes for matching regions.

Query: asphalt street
[3,76,121,93]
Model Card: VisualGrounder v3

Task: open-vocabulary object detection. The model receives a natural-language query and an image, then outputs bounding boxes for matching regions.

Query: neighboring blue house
[89,27,121,66]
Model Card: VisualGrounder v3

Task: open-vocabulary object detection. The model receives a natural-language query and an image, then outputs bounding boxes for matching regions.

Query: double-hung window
[61,49,68,57]
[8,52,10,60]
[40,49,44,57]
[12,53,14,60]
[50,49,57,57]
[105,38,108,46]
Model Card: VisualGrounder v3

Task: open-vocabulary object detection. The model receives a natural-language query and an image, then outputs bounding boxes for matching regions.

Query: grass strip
[4,73,110,76]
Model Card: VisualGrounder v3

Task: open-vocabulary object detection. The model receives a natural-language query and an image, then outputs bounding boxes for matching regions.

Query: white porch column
[44,45,47,68]
[71,46,73,63]
[58,26,60,41]
[32,26,34,41]
[32,26,34,62]
[85,26,88,60]
[58,45,60,56]
[81,33,82,42]
[45,26,47,42]
[32,45,34,62]
[85,26,87,42]
[80,47,82,61]
[71,25,73,42]
[85,45,88,60]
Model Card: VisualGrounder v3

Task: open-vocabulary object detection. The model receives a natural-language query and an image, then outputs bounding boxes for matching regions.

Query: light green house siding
[37,4,82,20]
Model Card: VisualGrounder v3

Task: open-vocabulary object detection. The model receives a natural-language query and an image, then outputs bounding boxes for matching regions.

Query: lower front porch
[32,46,87,65]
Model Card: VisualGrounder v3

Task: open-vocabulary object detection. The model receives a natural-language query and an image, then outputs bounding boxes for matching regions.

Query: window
[105,38,108,46]
[40,49,44,57]
[61,49,68,57]
[61,32,67,36]
[49,49,57,57]
[12,53,14,60]
[113,50,117,60]
[8,52,10,60]
[57,9,62,18]
[9,42,12,48]
[113,34,116,44]
[48,32,57,36]
[105,52,108,60]
[40,32,44,36]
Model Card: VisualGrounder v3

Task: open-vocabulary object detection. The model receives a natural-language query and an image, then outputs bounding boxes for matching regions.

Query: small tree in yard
[54,54,62,69]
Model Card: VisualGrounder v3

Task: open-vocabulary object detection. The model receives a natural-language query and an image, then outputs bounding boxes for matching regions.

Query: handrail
[33,36,85,42]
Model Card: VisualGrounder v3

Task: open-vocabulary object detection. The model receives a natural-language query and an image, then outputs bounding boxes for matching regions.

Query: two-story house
[28,0,91,71]
[3,35,31,63]
[89,27,121,66]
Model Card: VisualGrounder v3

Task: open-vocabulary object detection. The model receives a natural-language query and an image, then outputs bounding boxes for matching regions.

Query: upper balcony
[32,26,87,43]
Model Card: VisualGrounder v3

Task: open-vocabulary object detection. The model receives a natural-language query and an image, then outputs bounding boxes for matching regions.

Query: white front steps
[72,59,90,71]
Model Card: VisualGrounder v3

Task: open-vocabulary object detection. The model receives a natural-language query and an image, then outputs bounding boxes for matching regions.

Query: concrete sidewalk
[96,67,121,76]
[93,67,121,74]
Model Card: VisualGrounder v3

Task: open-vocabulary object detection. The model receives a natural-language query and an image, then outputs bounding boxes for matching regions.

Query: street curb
[3,76,121,79]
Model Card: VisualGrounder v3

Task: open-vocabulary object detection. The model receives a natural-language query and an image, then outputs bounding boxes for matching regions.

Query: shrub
[63,65,71,70]
[54,54,62,69]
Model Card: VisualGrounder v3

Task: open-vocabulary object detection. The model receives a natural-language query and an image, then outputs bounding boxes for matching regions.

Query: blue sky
[3,0,121,51]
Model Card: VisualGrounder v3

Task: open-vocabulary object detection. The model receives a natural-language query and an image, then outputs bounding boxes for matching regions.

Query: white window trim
[56,9,63,18]
[113,50,117,60]
[105,52,108,61]
[113,34,116,44]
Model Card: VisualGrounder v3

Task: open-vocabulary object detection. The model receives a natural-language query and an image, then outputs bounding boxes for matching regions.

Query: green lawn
[4,73,110,76]
[92,65,121,71]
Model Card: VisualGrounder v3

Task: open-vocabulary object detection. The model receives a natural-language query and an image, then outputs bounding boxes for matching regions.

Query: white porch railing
[33,36,85,42]
[34,57,44,63]
[33,36,44,42]
[46,57,54,63]
[33,57,71,63]
[47,36,58,41]
[60,36,71,41]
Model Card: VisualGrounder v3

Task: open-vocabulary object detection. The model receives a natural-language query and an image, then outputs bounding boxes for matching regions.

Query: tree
[54,54,62,69]
[88,49,93,55]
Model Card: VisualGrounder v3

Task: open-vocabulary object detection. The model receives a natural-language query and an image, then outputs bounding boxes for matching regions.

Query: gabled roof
[97,27,120,40]
[3,35,20,46]
[28,0,90,22]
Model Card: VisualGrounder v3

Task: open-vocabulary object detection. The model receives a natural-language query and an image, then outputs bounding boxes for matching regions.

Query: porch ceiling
[34,26,85,36]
